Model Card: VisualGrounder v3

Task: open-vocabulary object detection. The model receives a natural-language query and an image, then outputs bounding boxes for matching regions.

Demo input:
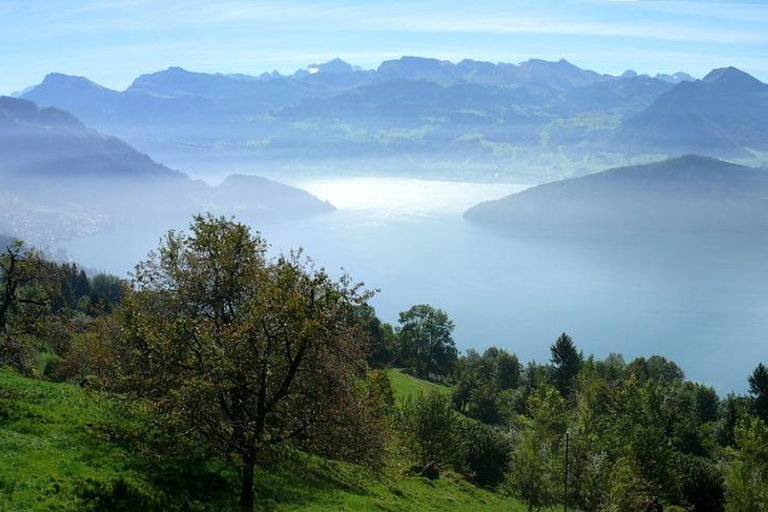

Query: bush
[503,426,559,511]
[677,454,724,512]
[455,421,512,488]
[397,391,457,476]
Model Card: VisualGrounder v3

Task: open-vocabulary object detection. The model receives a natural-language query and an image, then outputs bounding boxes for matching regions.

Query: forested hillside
[1,218,766,511]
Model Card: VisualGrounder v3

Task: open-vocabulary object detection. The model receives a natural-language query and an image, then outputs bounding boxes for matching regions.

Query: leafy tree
[398,391,457,476]
[720,393,749,447]
[89,273,125,313]
[398,304,457,379]
[724,415,768,511]
[112,215,382,512]
[628,355,685,385]
[505,424,558,512]
[748,363,768,422]
[678,454,724,512]
[495,349,522,391]
[693,384,720,424]
[0,240,48,372]
[470,381,503,424]
[455,421,512,488]
[549,332,582,398]
[352,304,398,367]
[451,348,482,412]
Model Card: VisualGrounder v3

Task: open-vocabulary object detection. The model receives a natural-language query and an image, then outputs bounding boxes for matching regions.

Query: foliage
[504,424,559,512]
[0,368,549,512]
[451,346,521,423]
[0,241,47,373]
[397,304,457,379]
[454,421,513,488]
[724,415,768,511]
[108,214,384,512]
[748,363,768,422]
[549,332,582,398]
[397,391,458,475]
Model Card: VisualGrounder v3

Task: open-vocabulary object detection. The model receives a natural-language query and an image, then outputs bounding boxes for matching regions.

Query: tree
[628,355,684,385]
[398,391,457,477]
[0,240,48,373]
[693,384,720,424]
[495,349,522,391]
[505,424,558,511]
[352,303,397,367]
[748,363,768,422]
[398,304,457,379]
[455,421,513,488]
[724,415,768,511]
[114,215,382,512]
[549,332,582,398]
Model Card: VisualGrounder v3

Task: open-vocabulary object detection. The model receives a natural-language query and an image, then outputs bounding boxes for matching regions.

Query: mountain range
[9,56,768,181]
[464,155,768,232]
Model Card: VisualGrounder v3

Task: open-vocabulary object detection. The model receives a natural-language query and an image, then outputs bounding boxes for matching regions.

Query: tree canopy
[113,214,386,512]
[397,304,457,379]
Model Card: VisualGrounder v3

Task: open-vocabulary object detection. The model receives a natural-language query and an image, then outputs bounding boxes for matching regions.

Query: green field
[385,369,451,401]
[0,368,546,511]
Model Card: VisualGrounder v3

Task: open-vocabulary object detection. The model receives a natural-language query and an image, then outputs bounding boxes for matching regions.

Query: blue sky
[2,0,768,94]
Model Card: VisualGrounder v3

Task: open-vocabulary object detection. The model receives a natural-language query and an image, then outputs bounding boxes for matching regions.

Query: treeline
[360,304,768,510]
[2,217,767,512]
[1,240,124,374]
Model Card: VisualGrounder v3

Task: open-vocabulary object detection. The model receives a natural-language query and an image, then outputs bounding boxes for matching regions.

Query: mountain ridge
[464,155,768,232]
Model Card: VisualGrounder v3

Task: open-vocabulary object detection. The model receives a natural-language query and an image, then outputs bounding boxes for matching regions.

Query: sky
[2,0,768,94]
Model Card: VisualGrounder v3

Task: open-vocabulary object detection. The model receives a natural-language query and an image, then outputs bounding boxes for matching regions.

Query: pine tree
[549,332,583,398]
[748,363,768,422]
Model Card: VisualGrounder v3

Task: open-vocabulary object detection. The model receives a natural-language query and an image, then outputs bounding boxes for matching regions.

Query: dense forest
[1,216,767,512]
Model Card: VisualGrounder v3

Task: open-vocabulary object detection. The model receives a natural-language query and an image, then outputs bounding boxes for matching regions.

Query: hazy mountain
[0,97,335,244]
[654,72,695,84]
[372,56,608,92]
[0,96,185,183]
[306,58,357,74]
[503,58,610,91]
[127,66,315,109]
[465,155,768,231]
[616,67,768,155]
[21,72,223,139]
[556,76,674,116]
[292,59,376,91]
[211,175,334,219]
[15,59,766,180]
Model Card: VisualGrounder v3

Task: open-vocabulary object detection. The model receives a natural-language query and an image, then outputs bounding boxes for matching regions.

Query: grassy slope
[384,369,451,401]
[0,368,540,511]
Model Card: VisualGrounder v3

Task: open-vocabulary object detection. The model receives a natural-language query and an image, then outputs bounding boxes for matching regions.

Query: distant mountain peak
[702,67,765,88]
[312,58,355,74]
[654,71,695,84]
[40,73,106,90]
[0,96,83,128]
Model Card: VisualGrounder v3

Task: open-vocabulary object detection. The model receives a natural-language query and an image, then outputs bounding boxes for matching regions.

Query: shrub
[455,421,512,488]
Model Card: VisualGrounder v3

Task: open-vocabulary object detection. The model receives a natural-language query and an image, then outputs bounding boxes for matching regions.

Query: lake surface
[64,177,768,393]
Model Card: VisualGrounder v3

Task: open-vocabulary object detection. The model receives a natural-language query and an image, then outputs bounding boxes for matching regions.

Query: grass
[0,368,544,511]
[384,369,451,402]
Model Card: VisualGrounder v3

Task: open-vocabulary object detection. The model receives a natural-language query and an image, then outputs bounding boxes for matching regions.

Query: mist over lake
[62,176,768,394]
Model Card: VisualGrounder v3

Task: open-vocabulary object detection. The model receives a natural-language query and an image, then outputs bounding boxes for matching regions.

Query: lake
[64,177,768,394]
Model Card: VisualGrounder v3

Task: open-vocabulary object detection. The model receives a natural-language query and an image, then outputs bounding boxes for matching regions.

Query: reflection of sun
[295,178,528,218]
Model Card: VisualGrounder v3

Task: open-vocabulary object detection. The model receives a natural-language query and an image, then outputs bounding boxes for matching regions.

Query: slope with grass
[385,369,452,401]
[0,368,545,511]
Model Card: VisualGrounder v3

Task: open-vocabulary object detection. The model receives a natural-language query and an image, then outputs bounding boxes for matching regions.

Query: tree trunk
[240,451,256,512]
